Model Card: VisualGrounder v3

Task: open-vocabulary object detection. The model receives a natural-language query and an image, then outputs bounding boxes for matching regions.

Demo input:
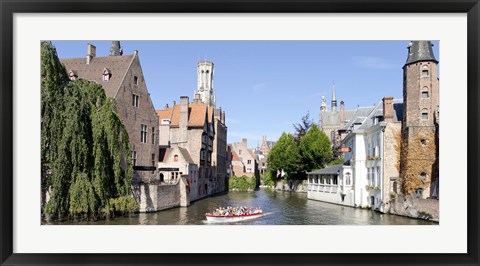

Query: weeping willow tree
[41,41,136,220]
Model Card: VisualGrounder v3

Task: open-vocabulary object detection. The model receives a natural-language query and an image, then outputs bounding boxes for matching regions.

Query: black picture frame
[1,0,479,265]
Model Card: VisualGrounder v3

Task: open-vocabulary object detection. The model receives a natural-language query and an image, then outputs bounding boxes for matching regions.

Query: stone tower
[331,82,337,113]
[109,41,123,56]
[400,41,439,199]
[195,60,216,108]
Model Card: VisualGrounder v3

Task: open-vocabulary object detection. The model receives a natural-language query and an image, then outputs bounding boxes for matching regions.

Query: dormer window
[161,119,170,125]
[103,68,111,82]
[68,70,78,81]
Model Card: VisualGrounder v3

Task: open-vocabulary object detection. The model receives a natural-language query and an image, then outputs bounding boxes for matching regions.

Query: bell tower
[195,60,216,108]
[400,41,439,198]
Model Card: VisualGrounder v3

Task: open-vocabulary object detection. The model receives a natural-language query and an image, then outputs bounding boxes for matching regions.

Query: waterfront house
[307,164,354,206]
[341,97,403,212]
[61,41,159,184]
[309,97,402,213]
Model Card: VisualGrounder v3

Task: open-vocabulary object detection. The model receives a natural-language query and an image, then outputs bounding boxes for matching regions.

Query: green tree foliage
[267,132,302,180]
[293,112,313,144]
[299,124,333,172]
[260,172,275,187]
[41,41,136,220]
[229,175,256,191]
[41,41,69,205]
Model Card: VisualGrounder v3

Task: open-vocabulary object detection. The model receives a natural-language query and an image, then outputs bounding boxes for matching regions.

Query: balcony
[308,184,340,194]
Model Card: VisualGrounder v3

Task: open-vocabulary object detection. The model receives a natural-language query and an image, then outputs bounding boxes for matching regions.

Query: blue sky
[52,40,439,147]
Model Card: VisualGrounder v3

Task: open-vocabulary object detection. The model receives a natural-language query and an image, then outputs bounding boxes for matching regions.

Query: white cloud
[352,56,396,69]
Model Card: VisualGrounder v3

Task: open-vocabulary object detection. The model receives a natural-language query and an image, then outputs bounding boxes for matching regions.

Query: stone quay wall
[133,177,190,212]
[273,180,308,192]
[388,195,439,221]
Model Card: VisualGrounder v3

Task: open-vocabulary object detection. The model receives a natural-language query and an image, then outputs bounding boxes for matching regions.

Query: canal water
[52,188,436,225]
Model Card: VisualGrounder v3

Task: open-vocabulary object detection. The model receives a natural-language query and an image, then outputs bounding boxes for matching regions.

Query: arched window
[174,155,178,162]
[421,109,428,120]
[421,65,429,77]
[422,86,429,98]
[160,173,164,182]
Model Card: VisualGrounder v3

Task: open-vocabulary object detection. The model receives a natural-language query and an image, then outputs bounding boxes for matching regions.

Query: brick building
[400,41,440,199]
[61,41,159,183]
[231,138,259,181]
[155,60,229,199]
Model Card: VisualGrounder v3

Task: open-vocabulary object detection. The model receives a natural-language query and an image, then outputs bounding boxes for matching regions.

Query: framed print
[1,0,479,265]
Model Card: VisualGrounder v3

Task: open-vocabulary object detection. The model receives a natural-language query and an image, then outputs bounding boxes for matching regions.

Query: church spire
[331,81,337,113]
[109,41,123,56]
[404,41,437,67]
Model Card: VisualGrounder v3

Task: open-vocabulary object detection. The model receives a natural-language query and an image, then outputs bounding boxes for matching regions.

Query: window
[151,127,155,144]
[247,160,252,165]
[134,76,138,86]
[132,94,139,107]
[238,150,242,155]
[376,167,380,186]
[68,70,77,81]
[345,172,351,186]
[421,66,429,77]
[151,154,156,173]
[415,188,424,198]
[132,150,137,166]
[161,119,170,125]
[422,110,428,120]
[421,139,427,146]
[103,69,111,82]
[420,172,427,180]
[141,124,147,143]
[174,155,178,162]
[422,91,429,98]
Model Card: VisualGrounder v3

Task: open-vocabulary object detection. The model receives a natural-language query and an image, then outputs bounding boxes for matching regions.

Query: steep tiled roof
[189,104,208,127]
[343,106,376,130]
[179,147,195,164]
[61,55,134,98]
[308,164,343,175]
[156,109,172,121]
[358,99,403,130]
[321,109,356,126]
[159,103,208,127]
[247,148,256,159]
[231,150,241,161]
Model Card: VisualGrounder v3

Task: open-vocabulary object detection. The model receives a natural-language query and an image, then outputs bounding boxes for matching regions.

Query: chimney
[222,110,225,124]
[242,138,247,146]
[340,101,345,126]
[383,96,394,123]
[194,93,201,104]
[86,43,96,64]
[179,96,189,142]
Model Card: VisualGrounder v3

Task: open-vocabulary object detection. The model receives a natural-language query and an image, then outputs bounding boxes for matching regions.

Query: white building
[308,97,403,213]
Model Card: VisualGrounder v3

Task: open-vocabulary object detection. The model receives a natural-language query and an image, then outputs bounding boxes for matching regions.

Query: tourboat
[205,209,263,222]
[205,211,264,222]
